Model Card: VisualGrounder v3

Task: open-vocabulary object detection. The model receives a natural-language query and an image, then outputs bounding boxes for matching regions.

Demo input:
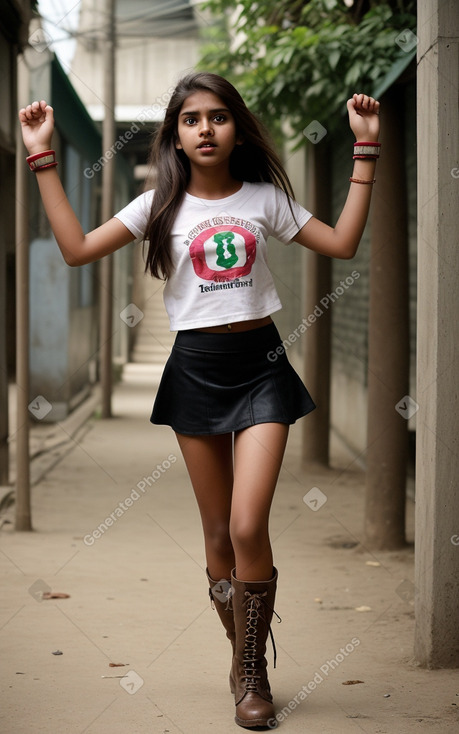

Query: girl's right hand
[18,100,55,155]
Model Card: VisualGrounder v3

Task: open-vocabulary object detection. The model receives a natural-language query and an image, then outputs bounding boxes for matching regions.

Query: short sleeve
[113,190,154,240]
[270,186,313,244]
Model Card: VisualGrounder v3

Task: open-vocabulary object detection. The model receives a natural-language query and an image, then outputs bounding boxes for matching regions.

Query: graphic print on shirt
[187,214,259,283]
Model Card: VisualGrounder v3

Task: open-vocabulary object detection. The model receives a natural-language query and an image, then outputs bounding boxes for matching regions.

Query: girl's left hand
[346,93,380,142]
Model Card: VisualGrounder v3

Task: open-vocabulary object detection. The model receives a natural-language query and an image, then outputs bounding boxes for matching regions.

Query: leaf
[328,49,340,70]
[42,592,70,599]
[197,0,416,141]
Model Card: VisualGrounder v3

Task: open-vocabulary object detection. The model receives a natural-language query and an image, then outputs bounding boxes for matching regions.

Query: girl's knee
[229,519,268,555]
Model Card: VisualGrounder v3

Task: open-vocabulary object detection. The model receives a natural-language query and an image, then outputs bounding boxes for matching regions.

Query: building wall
[329,79,417,459]
[0,0,33,480]
[69,0,200,116]
[268,144,309,375]
[25,49,103,420]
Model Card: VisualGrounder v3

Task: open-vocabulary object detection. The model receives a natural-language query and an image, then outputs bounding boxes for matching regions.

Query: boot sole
[234,714,277,729]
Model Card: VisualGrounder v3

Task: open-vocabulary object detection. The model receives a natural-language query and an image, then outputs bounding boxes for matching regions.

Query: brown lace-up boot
[231,567,280,728]
[207,569,236,693]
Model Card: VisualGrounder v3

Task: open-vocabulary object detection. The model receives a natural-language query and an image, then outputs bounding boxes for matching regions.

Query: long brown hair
[144,72,297,280]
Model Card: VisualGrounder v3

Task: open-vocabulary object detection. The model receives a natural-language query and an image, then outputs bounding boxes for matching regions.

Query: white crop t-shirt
[114,181,313,331]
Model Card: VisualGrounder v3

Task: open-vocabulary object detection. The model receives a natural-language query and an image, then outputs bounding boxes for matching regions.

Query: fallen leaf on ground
[314,597,322,603]
[365,561,381,567]
[342,680,365,685]
[355,605,372,612]
[109,662,129,667]
[42,592,70,599]
[51,650,63,655]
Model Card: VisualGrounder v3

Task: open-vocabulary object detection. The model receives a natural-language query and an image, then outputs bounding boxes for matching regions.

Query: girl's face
[175,90,243,170]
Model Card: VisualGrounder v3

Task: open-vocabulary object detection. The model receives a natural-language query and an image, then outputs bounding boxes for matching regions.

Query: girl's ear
[236,133,245,146]
[175,137,183,150]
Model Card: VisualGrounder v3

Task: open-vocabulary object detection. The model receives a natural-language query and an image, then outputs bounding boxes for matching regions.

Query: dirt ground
[1,366,458,733]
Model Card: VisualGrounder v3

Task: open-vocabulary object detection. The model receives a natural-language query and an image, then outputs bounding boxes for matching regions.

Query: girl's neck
[186,167,242,200]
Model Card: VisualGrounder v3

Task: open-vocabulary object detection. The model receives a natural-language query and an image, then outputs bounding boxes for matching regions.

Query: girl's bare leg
[231,422,289,581]
[175,432,235,580]
[176,423,288,582]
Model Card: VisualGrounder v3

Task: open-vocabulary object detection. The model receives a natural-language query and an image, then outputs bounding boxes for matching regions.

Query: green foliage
[198,0,416,144]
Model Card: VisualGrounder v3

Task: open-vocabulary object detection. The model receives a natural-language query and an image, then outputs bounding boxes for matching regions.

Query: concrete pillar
[414,0,459,668]
[302,144,332,464]
[364,85,410,550]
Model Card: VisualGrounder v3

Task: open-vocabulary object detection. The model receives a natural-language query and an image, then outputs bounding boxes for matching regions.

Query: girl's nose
[199,120,213,136]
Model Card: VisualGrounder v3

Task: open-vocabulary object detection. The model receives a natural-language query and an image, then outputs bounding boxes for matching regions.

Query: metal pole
[15,55,32,531]
[100,0,116,418]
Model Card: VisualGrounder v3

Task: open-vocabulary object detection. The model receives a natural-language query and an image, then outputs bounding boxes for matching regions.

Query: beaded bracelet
[353,141,381,160]
[26,150,57,171]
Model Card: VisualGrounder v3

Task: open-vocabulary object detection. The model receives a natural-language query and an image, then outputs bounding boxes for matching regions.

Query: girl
[19,72,380,729]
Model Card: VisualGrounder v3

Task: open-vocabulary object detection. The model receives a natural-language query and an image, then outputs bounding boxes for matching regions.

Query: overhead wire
[37,0,207,42]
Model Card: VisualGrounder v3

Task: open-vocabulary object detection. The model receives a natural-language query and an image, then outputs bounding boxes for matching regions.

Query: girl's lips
[198,142,216,148]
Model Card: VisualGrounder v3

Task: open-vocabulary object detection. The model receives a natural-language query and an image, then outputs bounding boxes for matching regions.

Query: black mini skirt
[150,322,315,435]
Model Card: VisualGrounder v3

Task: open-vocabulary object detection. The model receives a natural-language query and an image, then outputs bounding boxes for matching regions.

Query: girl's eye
[183,114,227,126]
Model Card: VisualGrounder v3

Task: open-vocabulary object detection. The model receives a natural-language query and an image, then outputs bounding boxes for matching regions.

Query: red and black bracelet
[353,141,381,160]
[26,150,57,171]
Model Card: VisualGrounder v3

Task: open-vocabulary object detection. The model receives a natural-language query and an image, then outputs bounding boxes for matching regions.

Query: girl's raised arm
[19,100,135,266]
[293,93,380,260]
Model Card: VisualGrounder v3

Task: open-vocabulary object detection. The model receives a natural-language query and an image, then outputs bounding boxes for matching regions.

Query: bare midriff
[192,316,273,333]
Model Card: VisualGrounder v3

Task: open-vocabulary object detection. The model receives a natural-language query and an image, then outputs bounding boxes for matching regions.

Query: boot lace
[242,590,281,690]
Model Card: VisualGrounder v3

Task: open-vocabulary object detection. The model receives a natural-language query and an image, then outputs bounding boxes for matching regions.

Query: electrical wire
[37,0,206,41]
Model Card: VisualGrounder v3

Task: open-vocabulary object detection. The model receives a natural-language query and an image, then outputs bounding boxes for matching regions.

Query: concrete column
[414,0,459,668]
[364,85,409,550]
[302,144,332,464]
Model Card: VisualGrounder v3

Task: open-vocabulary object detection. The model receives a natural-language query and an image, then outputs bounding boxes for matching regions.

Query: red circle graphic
[189,225,257,282]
